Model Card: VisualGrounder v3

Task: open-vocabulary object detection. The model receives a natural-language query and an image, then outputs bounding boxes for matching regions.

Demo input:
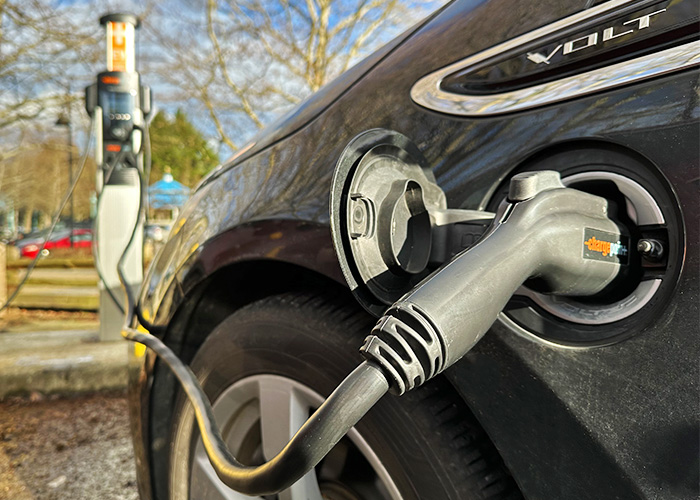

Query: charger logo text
[583,229,629,265]
[584,236,627,257]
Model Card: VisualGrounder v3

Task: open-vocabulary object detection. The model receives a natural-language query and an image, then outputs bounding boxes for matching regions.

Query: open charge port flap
[330,129,495,315]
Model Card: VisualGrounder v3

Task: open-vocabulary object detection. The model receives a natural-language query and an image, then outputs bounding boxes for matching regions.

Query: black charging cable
[107,117,394,494]
[121,328,390,494]
[0,126,94,313]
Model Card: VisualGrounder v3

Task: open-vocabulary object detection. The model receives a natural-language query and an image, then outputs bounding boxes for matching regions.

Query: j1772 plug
[361,170,628,394]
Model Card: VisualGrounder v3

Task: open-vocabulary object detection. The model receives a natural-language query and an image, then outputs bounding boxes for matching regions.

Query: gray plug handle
[362,171,629,394]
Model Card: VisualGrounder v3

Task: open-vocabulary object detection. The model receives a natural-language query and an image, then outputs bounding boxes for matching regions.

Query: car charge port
[495,155,683,347]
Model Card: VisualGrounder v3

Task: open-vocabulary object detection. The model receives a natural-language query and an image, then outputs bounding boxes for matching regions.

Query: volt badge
[583,229,629,265]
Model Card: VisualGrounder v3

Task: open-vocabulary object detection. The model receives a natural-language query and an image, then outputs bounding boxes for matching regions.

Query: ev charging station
[85,13,151,341]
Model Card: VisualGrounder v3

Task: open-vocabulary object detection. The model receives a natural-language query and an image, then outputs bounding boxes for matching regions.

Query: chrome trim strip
[412,42,700,116]
[411,0,700,116]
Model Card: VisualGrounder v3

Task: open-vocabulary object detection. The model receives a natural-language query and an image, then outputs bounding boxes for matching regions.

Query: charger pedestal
[96,175,143,341]
[85,12,150,341]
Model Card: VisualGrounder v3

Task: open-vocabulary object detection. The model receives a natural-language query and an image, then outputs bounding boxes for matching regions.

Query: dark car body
[128,0,699,498]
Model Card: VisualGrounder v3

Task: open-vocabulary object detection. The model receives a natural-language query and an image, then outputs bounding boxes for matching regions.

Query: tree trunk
[39,211,51,229]
[22,209,32,233]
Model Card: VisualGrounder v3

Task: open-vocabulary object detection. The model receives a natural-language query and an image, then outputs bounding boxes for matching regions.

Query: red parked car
[16,228,92,258]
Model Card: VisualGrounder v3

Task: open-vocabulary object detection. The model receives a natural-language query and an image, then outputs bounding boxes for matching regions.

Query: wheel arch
[141,219,345,332]
[144,219,359,497]
[175,258,355,363]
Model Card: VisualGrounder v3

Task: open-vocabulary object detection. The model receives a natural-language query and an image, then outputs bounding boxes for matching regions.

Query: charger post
[85,13,151,340]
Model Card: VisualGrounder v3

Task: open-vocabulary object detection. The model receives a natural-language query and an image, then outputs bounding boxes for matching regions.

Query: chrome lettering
[528,8,667,65]
[526,44,562,65]
[602,25,633,41]
[563,33,598,55]
[623,9,666,30]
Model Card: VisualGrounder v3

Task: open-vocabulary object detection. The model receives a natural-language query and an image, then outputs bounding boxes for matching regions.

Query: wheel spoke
[258,377,310,459]
[278,473,323,500]
[318,440,350,480]
[258,377,323,500]
[191,452,261,500]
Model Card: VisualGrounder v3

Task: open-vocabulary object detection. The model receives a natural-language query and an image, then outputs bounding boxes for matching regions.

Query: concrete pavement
[0,328,128,399]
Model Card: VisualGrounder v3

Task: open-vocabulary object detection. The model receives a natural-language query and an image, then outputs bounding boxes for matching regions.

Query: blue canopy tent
[148,173,190,210]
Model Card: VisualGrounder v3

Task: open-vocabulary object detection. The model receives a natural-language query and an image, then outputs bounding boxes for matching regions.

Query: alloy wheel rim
[172,374,402,500]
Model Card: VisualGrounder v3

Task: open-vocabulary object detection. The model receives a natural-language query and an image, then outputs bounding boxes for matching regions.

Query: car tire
[168,292,521,500]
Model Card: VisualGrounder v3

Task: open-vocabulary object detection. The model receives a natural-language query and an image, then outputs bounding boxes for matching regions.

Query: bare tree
[0,134,97,231]
[0,0,102,135]
[0,0,105,232]
[144,0,440,151]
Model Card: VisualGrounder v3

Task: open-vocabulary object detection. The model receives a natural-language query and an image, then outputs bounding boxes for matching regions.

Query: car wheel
[168,292,521,500]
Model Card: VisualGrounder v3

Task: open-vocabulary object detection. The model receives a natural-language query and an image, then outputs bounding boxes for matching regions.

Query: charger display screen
[100,90,134,140]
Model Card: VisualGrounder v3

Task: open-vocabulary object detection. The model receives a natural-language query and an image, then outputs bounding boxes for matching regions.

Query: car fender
[139,217,344,328]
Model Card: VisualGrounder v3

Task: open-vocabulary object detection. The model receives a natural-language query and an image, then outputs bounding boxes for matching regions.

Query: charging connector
[362,171,627,394]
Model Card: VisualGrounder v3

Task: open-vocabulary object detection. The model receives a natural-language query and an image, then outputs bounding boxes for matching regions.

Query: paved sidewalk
[0,329,128,399]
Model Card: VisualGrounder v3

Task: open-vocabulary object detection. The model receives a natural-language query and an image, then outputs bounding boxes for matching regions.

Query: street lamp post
[56,104,73,247]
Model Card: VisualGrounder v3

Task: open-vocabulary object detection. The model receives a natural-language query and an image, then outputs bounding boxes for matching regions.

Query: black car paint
[130,0,699,498]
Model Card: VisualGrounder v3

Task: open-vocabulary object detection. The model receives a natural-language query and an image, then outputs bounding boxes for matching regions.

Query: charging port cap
[331,129,447,315]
